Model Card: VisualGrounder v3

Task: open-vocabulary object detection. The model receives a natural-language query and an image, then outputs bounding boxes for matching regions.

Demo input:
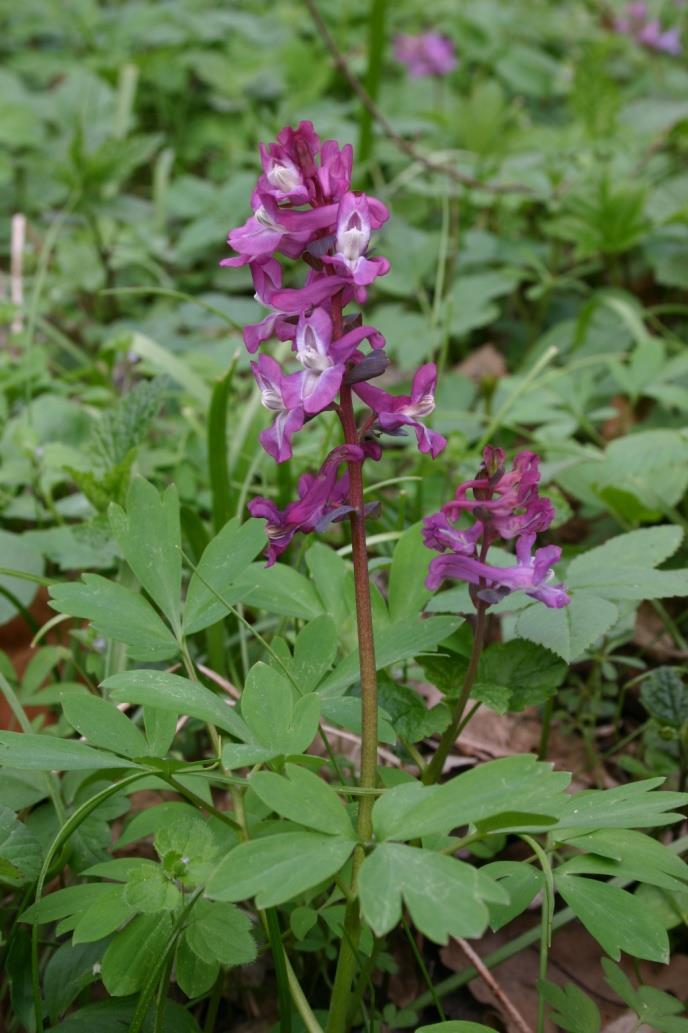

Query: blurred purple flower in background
[393,31,457,77]
[614,2,682,54]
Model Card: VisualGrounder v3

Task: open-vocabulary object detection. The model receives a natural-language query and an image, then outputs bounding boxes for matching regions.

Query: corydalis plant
[422,446,570,783]
[222,120,446,1033]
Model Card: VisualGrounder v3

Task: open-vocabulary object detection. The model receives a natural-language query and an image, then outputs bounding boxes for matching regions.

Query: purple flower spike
[355,363,447,458]
[613,2,682,54]
[394,31,457,78]
[423,446,569,613]
[251,354,304,463]
[248,444,364,565]
[444,448,554,541]
[426,533,570,609]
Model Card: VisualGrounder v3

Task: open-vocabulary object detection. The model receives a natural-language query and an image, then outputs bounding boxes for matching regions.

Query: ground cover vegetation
[1,1,688,1031]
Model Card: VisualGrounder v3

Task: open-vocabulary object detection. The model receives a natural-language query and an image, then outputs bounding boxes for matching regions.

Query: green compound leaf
[206,831,355,908]
[108,478,182,632]
[62,694,149,759]
[183,517,267,634]
[104,669,250,742]
[557,828,688,893]
[101,912,175,996]
[0,732,137,772]
[50,575,179,662]
[555,873,670,963]
[372,755,570,842]
[359,843,507,942]
[183,899,256,966]
[317,616,461,697]
[240,661,320,755]
[539,979,601,1033]
[552,778,688,830]
[0,806,43,886]
[249,764,354,837]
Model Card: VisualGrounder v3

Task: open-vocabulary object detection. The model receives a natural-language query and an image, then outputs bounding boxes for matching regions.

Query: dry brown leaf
[441,912,688,1033]
[456,343,507,382]
[634,602,688,662]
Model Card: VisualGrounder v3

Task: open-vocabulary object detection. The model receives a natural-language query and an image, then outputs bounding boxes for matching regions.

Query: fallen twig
[456,937,533,1033]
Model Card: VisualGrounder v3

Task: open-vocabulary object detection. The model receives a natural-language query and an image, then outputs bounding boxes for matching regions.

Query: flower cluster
[614,2,682,55]
[393,31,457,77]
[423,447,570,610]
[222,122,446,563]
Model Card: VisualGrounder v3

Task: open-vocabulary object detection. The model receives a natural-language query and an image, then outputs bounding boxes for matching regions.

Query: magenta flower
[322,193,391,286]
[427,533,570,609]
[422,512,483,555]
[242,258,296,354]
[293,308,385,415]
[248,445,364,565]
[354,363,447,458]
[638,20,682,53]
[393,31,457,77]
[221,195,337,267]
[613,3,682,54]
[443,449,554,541]
[251,354,304,463]
[317,140,354,202]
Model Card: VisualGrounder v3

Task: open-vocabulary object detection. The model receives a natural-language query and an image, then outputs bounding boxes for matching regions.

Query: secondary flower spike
[423,447,569,610]
[222,121,446,562]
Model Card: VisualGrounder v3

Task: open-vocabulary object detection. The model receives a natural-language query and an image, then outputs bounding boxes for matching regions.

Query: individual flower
[354,363,447,458]
[426,533,570,609]
[248,444,364,565]
[393,31,457,77]
[422,512,483,554]
[292,308,385,415]
[251,354,304,463]
[317,140,354,202]
[221,194,336,267]
[242,258,295,354]
[323,193,391,286]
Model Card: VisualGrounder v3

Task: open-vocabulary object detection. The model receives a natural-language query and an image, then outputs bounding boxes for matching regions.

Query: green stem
[266,909,293,1033]
[208,354,240,533]
[402,916,446,1022]
[522,836,554,1033]
[357,0,388,172]
[423,603,487,785]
